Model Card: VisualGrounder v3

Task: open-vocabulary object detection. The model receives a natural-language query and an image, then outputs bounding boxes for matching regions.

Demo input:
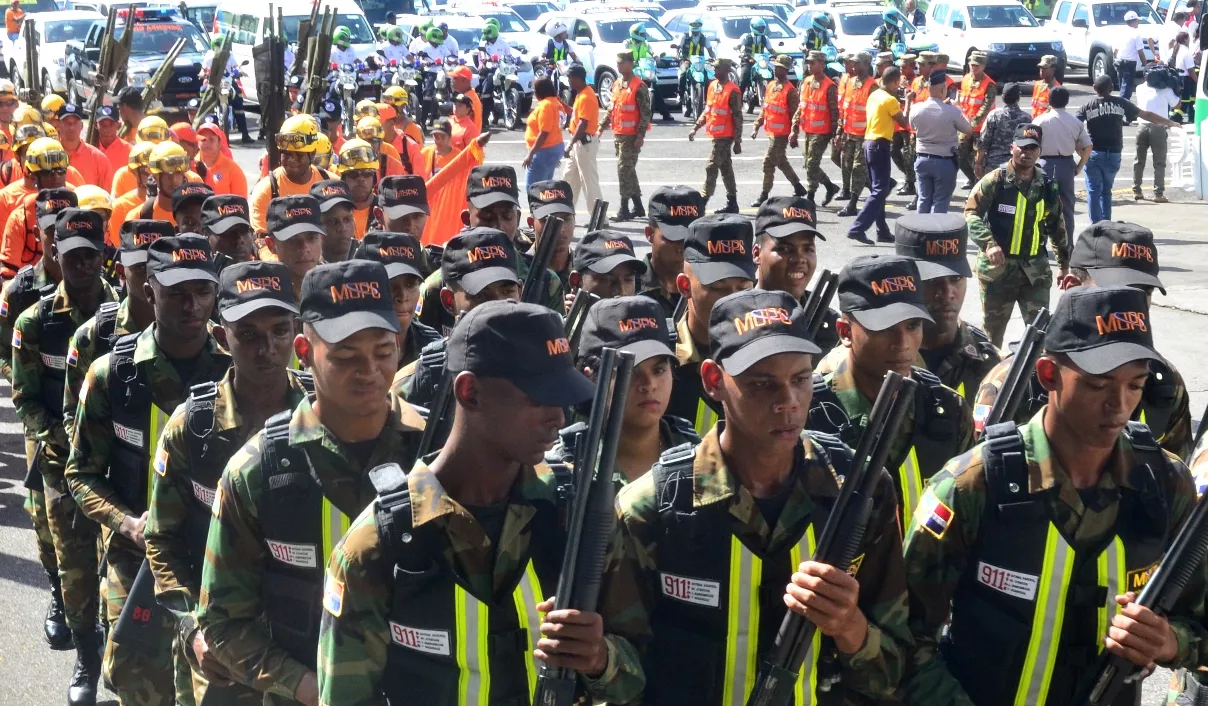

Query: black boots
[45,570,71,650]
[610,200,632,222]
[714,197,739,214]
[68,628,102,706]
[896,182,916,196]
[836,197,858,217]
[792,183,807,198]
[631,196,646,219]
[821,182,840,207]
[750,192,768,208]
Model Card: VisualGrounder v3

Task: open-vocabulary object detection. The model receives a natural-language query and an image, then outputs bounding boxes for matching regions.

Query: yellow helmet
[14,104,41,125]
[41,94,65,116]
[25,137,69,173]
[312,133,333,169]
[0,80,16,101]
[277,114,320,153]
[137,116,171,143]
[43,121,58,137]
[148,141,189,175]
[13,122,46,152]
[336,138,377,174]
[355,116,384,141]
[354,99,380,118]
[383,85,409,107]
[75,185,113,213]
[128,141,155,170]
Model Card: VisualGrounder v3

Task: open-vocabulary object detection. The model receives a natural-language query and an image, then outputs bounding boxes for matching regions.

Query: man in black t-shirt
[1076,75,1176,223]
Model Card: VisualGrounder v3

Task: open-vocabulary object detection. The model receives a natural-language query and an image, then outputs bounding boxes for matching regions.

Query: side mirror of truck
[1072,17,1088,28]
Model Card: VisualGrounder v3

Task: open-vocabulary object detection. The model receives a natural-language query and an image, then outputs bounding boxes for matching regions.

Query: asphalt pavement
[0,74,1204,704]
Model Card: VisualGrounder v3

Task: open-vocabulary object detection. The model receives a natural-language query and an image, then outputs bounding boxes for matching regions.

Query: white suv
[924,0,1066,78]
[1047,0,1162,81]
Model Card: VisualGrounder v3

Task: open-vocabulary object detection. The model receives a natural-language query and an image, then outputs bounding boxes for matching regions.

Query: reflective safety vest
[762,81,794,136]
[940,422,1170,706]
[958,73,997,131]
[839,77,874,137]
[612,78,645,136]
[705,80,739,138]
[106,333,179,517]
[1031,80,1057,119]
[640,434,855,706]
[549,39,568,62]
[985,168,1060,260]
[685,33,709,56]
[799,76,835,135]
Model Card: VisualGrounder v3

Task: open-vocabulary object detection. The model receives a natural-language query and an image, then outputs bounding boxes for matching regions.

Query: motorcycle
[393,59,422,122]
[353,57,384,102]
[333,62,359,136]
[891,41,907,60]
[744,51,772,112]
[419,55,459,129]
[683,54,713,119]
[491,55,524,130]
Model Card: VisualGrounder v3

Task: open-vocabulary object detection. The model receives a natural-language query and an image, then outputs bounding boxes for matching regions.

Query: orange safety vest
[704,80,739,138]
[1031,80,1057,119]
[798,75,835,135]
[959,74,997,131]
[763,81,794,136]
[840,77,875,137]
[611,78,645,136]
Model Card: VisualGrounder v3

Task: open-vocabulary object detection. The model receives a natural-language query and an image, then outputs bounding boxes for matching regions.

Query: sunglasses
[275,133,317,151]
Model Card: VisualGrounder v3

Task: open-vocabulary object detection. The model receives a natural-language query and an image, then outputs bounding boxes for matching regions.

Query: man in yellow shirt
[849,66,909,243]
[249,115,326,235]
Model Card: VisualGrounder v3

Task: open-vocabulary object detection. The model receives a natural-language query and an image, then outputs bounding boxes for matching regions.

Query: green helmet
[387,26,404,43]
[629,22,647,42]
[483,23,499,41]
[426,26,445,44]
[210,35,224,49]
[333,26,351,48]
[485,17,500,28]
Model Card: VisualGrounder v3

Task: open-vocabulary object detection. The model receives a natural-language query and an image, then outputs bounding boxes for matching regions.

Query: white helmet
[549,20,568,36]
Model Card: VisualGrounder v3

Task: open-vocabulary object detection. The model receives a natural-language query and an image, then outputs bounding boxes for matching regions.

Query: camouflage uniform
[144,369,310,706]
[792,75,840,196]
[964,162,1068,348]
[978,103,1032,171]
[64,297,145,444]
[900,411,1205,705]
[548,415,699,492]
[196,396,425,705]
[397,320,441,370]
[12,280,118,633]
[915,320,1003,402]
[66,326,231,706]
[957,80,998,183]
[316,460,649,705]
[638,252,680,319]
[758,79,802,196]
[616,427,913,702]
[609,76,652,202]
[841,130,868,197]
[702,88,743,203]
[416,256,565,336]
[392,337,443,409]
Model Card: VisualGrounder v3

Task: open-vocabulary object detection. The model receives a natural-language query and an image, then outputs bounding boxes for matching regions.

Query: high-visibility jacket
[1031,80,1058,119]
[704,80,739,139]
[908,75,931,134]
[958,74,997,131]
[798,75,835,135]
[985,167,1061,260]
[895,74,916,133]
[611,78,645,136]
[840,77,875,137]
[762,81,794,136]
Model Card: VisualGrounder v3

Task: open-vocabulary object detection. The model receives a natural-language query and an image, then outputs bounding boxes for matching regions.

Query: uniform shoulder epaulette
[967,324,999,357]
[662,415,700,445]
[370,462,438,572]
[652,441,697,514]
[289,368,315,394]
[547,421,587,466]
[184,380,219,463]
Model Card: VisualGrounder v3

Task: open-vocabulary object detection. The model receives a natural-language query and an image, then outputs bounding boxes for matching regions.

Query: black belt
[1041,154,1074,159]
[918,152,955,158]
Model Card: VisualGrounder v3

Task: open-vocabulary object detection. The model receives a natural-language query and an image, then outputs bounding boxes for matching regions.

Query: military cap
[684,213,755,285]
[709,289,818,374]
[267,195,324,241]
[842,50,857,61]
[969,51,987,66]
[917,50,938,64]
[1070,221,1165,294]
[201,195,250,234]
[894,213,971,279]
[119,220,174,266]
[466,165,519,209]
[379,175,429,218]
[1014,123,1042,147]
[147,235,217,286]
[855,50,873,64]
[774,55,793,69]
[441,227,520,295]
[527,179,574,220]
[1045,285,1160,374]
[648,185,704,241]
[806,50,828,62]
[300,260,398,342]
[936,53,950,63]
[838,254,934,331]
[36,188,77,230]
[577,295,675,364]
[573,230,646,275]
[899,53,918,65]
[354,231,424,280]
[218,260,298,321]
[54,209,105,254]
[617,50,635,63]
[1038,54,1059,68]
[876,51,895,64]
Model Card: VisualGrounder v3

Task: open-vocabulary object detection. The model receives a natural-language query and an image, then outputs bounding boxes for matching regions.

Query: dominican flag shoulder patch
[916,491,954,540]
[67,346,78,367]
[972,404,991,434]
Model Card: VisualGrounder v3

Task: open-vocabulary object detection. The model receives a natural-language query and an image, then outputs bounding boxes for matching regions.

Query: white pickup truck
[1045,0,1162,81]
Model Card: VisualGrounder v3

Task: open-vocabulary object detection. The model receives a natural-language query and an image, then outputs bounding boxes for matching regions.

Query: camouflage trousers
[840,133,867,196]
[760,135,801,195]
[893,131,916,188]
[958,132,980,184]
[21,436,58,576]
[614,134,643,200]
[978,261,1052,348]
[173,633,260,706]
[703,137,737,201]
[44,477,102,631]
[103,548,175,706]
[802,133,836,193]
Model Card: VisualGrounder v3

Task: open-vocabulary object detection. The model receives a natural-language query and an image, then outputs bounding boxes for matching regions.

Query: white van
[214,0,377,103]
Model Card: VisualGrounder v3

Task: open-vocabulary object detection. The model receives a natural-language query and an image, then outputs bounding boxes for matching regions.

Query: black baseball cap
[684,214,756,285]
[299,260,399,343]
[36,188,78,230]
[894,213,972,279]
[95,105,118,123]
[201,195,251,234]
[217,261,299,321]
[309,179,354,213]
[147,235,218,286]
[447,299,594,407]
[54,209,105,254]
[466,165,519,209]
[355,231,423,280]
[1014,123,1042,147]
[1070,221,1165,294]
[755,196,824,240]
[648,185,704,241]
[119,220,175,266]
[577,295,675,364]
[441,227,520,295]
[838,255,934,331]
[709,289,819,374]
[572,230,646,275]
[1045,285,1161,375]
[58,103,86,120]
[379,175,429,218]
[172,182,215,213]
[527,179,574,220]
[267,195,324,241]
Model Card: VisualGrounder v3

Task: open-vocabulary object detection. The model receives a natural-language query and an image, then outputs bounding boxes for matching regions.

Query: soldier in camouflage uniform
[837,52,873,217]
[416,166,563,336]
[352,232,440,370]
[956,52,998,189]
[197,260,425,706]
[317,300,648,704]
[600,51,652,222]
[66,235,231,706]
[808,255,974,519]
[972,221,1192,459]
[751,56,805,206]
[617,288,911,704]
[13,208,119,705]
[525,179,575,293]
[638,186,702,318]
[965,123,1067,348]
[901,286,1205,706]
[144,261,305,706]
[894,212,1002,400]
[262,195,325,303]
[690,58,742,214]
[789,51,841,207]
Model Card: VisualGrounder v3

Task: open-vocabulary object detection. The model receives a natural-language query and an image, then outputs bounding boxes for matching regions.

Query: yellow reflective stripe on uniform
[146,404,170,504]
[455,585,491,706]
[1096,537,1126,650]
[723,536,762,705]
[1009,192,1026,255]
[1139,409,1147,426]
[897,447,924,518]
[1014,525,1075,706]
[695,397,719,437]
[512,562,544,701]
[790,525,820,705]
[956,381,966,400]
[1031,201,1045,257]
[321,498,351,564]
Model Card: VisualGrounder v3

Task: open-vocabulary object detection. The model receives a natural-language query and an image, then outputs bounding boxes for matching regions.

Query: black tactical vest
[106,333,161,515]
[93,301,121,356]
[35,288,74,420]
[985,168,1060,259]
[4,264,43,324]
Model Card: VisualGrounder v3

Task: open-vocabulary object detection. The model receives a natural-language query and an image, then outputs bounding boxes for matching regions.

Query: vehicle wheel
[503,86,521,131]
[596,69,617,111]
[692,81,704,118]
[1090,50,1112,83]
[68,76,84,106]
[41,71,54,99]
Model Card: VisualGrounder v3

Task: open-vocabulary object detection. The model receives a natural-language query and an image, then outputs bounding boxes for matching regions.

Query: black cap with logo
[95,105,118,123]
[441,227,520,295]
[684,214,756,285]
[217,261,299,321]
[379,175,429,218]
[527,179,574,220]
[299,260,399,343]
[838,255,934,331]
[119,220,174,266]
[267,195,325,241]
[709,289,819,374]
[1070,221,1165,294]
[1014,123,1042,147]
[172,182,215,213]
[201,195,251,234]
[578,295,675,363]
[447,299,594,407]
[54,208,105,254]
[59,103,85,120]
[755,195,824,240]
[147,235,218,286]
[893,212,971,279]
[355,231,423,280]
[37,188,78,230]
[309,179,354,213]
[466,165,519,209]
[648,185,705,241]
[1045,285,1161,374]
[572,230,647,275]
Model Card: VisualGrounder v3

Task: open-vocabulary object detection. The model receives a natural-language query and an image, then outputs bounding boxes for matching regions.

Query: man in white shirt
[1133,68,1181,202]
[1114,10,1146,100]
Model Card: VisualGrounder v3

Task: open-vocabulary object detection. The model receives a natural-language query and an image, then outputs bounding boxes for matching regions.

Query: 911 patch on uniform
[660,572,721,607]
[153,446,168,476]
[390,622,451,656]
[978,561,1039,601]
[323,574,344,617]
[266,540,318,568]
[915,491,954,540]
